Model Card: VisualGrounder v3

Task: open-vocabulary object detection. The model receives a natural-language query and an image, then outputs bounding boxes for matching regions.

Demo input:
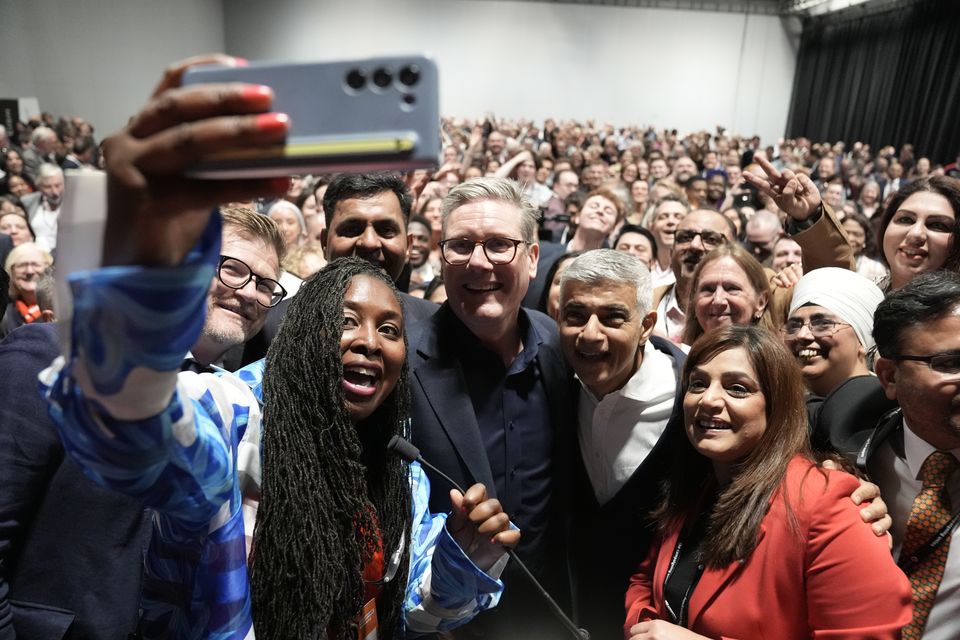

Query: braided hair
[250,257,412,639]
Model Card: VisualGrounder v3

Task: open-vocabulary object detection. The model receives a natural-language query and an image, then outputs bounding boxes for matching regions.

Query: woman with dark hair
[537,250,583,321]
[681,243,774,346]
[875,175,960,291]
[841,210,888,283]
[1,149,33,193]
[625,325,911,639]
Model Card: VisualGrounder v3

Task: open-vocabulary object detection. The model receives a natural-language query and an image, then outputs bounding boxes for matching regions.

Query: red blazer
[625,457,912,640]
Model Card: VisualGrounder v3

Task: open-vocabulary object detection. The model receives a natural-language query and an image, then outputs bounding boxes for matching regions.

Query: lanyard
[897,508,960,574]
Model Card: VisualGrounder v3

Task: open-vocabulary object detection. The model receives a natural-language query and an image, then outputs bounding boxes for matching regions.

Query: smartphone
[181,55,440,178]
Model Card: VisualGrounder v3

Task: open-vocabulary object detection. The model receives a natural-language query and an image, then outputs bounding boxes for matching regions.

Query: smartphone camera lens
[345,69,366,91]
[372,68,392,89]
[398,65,420,87]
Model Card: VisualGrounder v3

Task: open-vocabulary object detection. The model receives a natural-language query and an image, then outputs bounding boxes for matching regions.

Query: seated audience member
[496,149,553,209]
[280,241,326,280]
[626,178,650,225]
[720,206,747,241]
[771,236,803,273]
[858,179,882,219]
[2,242,53,337]
[614,224,657,269]
[859,271,960,639]
[0,210,34,246]
[20,164,63,252]
[874,176,960,292]
[542,169,580,242]
[643,195,688,288]
[21,127,58,182]
[406,214,438,289]
[704,172,728,210]
[556,249,685,639]
[681,243,774,347]
[841,210,889,284]
[625,325,912,640]
[743,208,782,265]
[565,188,623,252]
[41,57,517,639]
[267,198,307,250]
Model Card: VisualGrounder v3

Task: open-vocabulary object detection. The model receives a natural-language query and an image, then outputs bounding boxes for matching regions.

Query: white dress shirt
[650,262,676,289]
[30,202,60,252]
[577,341,677,505]
[871,421,960,640]
[655,284,686,344]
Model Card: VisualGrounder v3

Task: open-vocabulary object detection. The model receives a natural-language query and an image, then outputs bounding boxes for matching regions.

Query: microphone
[388,435,590,640]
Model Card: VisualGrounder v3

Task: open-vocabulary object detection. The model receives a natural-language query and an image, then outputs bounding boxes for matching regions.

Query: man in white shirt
[21,163,64,252]
[557,249,686,639]
[871,270,960,639]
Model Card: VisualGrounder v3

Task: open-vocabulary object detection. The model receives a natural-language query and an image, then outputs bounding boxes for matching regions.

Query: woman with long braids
[43,55,518,640]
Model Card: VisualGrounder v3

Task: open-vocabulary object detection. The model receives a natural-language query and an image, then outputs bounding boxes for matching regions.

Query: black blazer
[570,336,686,640]
[406,303,576,637]
[0,323,151,640]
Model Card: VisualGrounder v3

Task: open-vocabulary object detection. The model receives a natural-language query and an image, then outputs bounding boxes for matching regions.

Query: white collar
[902,418,960,481]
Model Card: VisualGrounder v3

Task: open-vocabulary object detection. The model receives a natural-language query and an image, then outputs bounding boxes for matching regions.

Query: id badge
[358,598,378,640]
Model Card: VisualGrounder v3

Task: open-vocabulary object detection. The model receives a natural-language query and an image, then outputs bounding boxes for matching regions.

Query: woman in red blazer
[625,325,912,640]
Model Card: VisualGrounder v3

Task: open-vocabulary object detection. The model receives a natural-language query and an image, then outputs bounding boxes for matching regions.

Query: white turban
[789,267,884,352]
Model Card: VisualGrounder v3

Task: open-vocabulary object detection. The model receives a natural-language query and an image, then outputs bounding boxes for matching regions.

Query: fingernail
[232,56,249,67]
[874,525,883,534]
[255,112,289,133]
[490,537,498,545]
[242,85,273,102]
[853,496,862,505]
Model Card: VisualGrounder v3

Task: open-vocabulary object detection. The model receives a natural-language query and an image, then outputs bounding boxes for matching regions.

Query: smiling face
[651,201,686,251]
[201,230,278,352]
[407,220,431,268]
[269,206,304,249]
[771,237,803,272]
[882,191,956,290]
[783,304,864,397]
[339,274,406,425]
[559,278,655,398]
[442,199,538,342]
[684,347,767,478]
[693,256,767,332]
[671,210,732,281]
[323,191,408,282]
[577,194,619,238]
[9,245,48,298]
[842,218,866,255]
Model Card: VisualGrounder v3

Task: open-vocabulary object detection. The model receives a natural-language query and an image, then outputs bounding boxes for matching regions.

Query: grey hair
[31,126,56,145]
[37,163,63,181]
[746,208,781,234]
[441,177,539,243]
[559,249,653,315]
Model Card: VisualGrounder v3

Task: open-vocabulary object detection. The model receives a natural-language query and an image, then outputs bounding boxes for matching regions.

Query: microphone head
[387,435,421,463]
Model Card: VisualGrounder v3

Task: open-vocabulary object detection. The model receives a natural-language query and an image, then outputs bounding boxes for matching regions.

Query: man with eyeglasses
[859,270,960,640]
[407,177,576,637]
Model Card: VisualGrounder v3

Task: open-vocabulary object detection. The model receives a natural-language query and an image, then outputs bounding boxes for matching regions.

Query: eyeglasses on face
[674,229,726,248]
[889,352,960,375]
[781,317,849,338]
[12,261,46,272]
[439,237,527,266]
[217,255,286,308]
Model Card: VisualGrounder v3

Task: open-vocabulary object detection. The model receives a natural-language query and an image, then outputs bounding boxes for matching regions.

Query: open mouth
[576,350,609,362]
[796,347,822,360]
[696,418,731,430]
[343,365,381,397]
[898,246,928,263]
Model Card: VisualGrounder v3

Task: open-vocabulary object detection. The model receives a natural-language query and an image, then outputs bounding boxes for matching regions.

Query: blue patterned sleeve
[404,461,506,634]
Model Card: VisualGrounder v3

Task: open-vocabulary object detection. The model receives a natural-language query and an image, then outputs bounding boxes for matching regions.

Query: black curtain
[786,0,960,165]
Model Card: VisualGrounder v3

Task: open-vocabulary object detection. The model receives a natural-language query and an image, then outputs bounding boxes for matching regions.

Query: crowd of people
[1,54,960,640]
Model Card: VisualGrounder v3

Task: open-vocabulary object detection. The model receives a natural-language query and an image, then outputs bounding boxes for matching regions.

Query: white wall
[0,0,225,136]
[224,0,799,145]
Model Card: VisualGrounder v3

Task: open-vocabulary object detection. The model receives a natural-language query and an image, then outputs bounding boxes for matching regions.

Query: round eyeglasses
[438,237,528,266]
[217,255,286,308]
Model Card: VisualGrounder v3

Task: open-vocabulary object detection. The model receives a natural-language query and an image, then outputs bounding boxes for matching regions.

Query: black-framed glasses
[439,237,528,266]
[889,352,960,375]
[781,317,849,339]
[674,229,727,248]
[217,255,287,308]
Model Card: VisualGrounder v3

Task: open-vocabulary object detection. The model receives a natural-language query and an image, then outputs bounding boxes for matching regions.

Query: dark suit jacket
[571,336,685,640]
[0,323,151,639]
[407,304,576,637]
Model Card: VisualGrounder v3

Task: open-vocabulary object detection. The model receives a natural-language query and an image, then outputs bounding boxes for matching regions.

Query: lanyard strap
[897,509,960,574]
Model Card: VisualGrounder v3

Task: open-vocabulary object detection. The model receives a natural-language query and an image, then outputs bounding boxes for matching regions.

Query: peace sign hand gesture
[742,153,822,222]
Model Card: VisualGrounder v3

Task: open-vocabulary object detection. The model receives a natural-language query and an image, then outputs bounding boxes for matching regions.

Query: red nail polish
[255,112,289,133]
[242,85,273,102]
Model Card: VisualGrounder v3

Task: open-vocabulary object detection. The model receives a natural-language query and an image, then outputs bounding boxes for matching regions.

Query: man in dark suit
[408,177,575,638]
[556,249,684,639]
[855,272,960,639]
